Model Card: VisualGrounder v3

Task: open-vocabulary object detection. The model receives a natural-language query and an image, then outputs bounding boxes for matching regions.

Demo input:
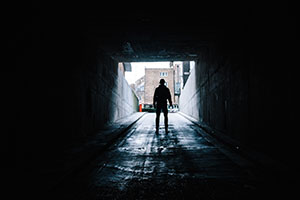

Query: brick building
[144,68,175,106]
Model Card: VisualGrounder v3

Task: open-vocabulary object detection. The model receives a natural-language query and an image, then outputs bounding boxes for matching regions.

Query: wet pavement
[49,113,295,200]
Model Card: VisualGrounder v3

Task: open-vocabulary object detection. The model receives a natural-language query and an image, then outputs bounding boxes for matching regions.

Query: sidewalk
[44,112,146,192]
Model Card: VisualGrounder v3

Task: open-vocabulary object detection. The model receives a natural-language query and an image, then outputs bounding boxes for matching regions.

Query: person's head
[159,79,165,85]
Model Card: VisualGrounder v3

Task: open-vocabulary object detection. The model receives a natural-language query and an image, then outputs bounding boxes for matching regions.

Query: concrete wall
[179,65,200,120]
[64,47,139,138]
[17,34,138,170]
[179,45,295,167]
[180,52,249,142]
[178,3,296,168]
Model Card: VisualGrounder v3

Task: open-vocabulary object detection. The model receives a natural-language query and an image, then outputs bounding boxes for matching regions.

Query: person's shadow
[154,129,172,155]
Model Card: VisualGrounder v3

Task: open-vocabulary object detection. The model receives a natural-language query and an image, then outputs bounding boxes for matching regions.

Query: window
[160,72,168,77]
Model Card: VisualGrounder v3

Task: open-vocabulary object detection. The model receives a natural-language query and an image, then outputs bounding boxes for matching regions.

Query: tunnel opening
[122,61,195,113]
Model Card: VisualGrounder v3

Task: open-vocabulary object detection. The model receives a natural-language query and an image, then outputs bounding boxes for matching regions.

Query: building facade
[173,63,182,105]
[144,68,175,106]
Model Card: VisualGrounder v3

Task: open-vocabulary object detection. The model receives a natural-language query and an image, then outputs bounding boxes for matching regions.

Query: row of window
[160,72,168,77]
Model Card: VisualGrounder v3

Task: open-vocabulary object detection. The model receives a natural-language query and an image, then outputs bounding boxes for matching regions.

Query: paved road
[50,113,291,200]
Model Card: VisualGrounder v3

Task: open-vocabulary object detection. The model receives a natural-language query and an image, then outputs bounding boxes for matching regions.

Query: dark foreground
[47,113,295,199]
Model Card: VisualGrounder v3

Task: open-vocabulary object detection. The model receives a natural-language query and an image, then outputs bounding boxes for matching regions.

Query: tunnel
[12,1,297,199]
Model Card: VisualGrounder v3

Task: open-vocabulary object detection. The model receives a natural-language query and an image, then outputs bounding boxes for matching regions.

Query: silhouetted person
[153,79,172,134]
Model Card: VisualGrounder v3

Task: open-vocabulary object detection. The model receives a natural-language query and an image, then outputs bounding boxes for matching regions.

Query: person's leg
[156,107,161,133]
[163,106,168,133]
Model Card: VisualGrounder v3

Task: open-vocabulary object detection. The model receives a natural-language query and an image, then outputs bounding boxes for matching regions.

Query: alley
[48,113,292,200]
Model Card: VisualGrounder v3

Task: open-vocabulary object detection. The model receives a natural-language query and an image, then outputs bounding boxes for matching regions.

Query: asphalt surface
[49,113,295,200]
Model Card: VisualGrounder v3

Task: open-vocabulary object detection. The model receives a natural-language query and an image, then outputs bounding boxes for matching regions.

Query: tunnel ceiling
[93,19,218,62]
[78,3,250,62]
[83,18,211,62]
[23,2,252,62]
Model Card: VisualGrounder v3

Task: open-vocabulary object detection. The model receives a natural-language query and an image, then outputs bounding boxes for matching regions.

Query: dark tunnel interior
[9,1,297,199]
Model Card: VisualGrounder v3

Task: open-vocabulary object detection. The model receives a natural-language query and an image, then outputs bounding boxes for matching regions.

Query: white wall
[179,61,201,121]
